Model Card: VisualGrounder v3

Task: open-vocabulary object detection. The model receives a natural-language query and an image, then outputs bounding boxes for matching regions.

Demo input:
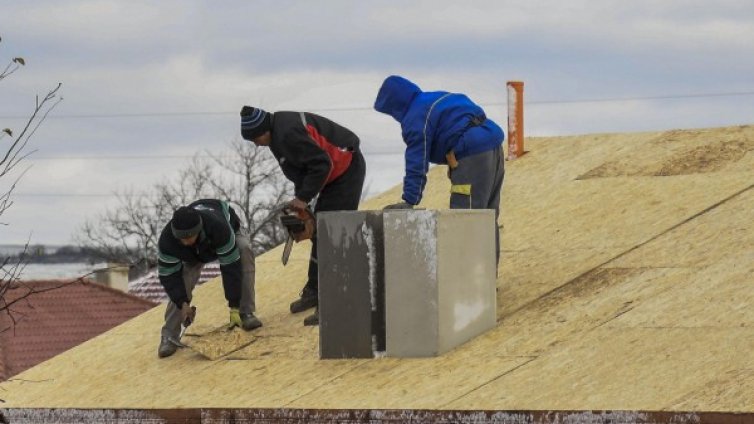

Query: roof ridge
[12,279,158,307]
[86,280,159,307]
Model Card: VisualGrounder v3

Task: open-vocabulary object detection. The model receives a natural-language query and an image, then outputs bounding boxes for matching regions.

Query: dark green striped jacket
[158,199,243,308]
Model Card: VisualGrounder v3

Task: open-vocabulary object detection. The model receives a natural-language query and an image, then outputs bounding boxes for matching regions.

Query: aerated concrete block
[317,211,385,359]
[383,209,497,357]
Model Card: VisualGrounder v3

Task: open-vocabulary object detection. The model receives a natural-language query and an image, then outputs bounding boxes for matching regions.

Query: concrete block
[317,211,385,359]
[383,209,497,357]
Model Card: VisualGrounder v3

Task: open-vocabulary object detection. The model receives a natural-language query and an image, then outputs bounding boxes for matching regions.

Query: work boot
[158,336,177,358]
[240,313,263,331]
[290,286,318,313]
[303,308,319,326]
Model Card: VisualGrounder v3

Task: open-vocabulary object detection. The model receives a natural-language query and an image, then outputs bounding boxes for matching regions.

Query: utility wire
[514,90,754,105]
[2,90,754,120]
[10,88,754,197]
[13,193,114,197]
[16,88,754,162]
[27,151,403,161]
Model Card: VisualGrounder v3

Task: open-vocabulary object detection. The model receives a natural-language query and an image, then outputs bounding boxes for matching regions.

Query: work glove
[228,307,242,329]
[180,302,196,326]
[383,201,414,210]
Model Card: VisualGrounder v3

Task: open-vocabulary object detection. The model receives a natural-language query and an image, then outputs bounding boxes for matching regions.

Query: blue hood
[374,75,421,122]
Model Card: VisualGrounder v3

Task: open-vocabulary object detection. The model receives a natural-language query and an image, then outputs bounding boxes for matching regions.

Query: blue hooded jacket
[374,75,504,205]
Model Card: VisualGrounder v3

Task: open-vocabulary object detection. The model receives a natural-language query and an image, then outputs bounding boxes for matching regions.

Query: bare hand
[288,198,308,212]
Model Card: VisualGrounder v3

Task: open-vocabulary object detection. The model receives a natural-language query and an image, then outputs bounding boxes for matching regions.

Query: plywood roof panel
[2,125,753,412]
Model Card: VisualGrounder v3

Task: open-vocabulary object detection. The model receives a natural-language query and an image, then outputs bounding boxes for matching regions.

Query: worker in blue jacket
[374,75,505,262]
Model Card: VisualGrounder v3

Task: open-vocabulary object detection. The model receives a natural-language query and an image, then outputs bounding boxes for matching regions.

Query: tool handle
[183,306,197,327]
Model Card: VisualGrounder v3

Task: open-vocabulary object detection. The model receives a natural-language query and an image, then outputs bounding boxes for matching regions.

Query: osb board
[578,125,754,179]
[497,247,626,318]
[286,354,533,410]
[183,327,258,360]
[444,327,754,412]
[154,359,371,409]
[226,323,319,360]
[3,124,754,412]
[608,186,754,268]
[0,333,216,408]
[482,267,692,357]
[501,173,753,251]
[604,251,754,329]
[668,369,754,411]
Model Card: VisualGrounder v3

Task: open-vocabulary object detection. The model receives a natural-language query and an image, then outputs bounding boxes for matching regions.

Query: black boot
[240,313,263,331]
[290,285,318,313]
[158,336,178,358]
[303,308,319,326]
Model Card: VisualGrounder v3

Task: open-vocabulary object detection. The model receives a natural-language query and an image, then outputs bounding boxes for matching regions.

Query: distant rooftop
[128,262,221,303]
[0,280,157,381]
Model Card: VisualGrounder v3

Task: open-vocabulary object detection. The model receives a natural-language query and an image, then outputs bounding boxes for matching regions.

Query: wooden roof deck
[2,125,752,414]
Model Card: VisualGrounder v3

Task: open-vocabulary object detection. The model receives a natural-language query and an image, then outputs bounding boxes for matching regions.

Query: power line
[27,151,403,161]
[524,90,754,105]
[13,193,114,197]
[2,89,754,120]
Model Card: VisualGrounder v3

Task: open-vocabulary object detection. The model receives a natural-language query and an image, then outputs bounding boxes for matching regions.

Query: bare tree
[0,35,64,322]
[204,138,292,251]
[77,157,215,273]
[77,139,293,273]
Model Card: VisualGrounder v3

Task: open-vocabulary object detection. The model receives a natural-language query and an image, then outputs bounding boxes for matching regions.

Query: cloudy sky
[1,0,753,245]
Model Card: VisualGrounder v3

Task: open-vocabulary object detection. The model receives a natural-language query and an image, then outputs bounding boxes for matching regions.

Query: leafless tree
[77,139,293,274]
[205,138,292,252]
[77,157,214,273]
[0,35,64,324]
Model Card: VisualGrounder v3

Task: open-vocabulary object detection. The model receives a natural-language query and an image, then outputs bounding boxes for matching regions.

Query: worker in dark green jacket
[157,199,260,358]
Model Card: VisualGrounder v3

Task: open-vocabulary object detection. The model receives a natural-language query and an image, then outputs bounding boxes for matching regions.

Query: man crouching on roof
[156,199,261,358]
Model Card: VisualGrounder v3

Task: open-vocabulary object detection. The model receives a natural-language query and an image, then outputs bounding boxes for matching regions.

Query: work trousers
[449,145,505,263]
[161,229,256,339]
[306,150,366,292]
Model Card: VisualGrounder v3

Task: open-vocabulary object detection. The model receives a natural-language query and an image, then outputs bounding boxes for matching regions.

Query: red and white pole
[506,81,525,160]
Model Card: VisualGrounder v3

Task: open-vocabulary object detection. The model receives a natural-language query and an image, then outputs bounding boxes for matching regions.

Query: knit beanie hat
[171,206,202,239]
[240,105,271,141]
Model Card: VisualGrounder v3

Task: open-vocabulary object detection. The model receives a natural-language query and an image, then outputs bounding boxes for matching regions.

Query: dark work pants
[449,145,505,263]
[161,229,256,339]
[306,150,366,291]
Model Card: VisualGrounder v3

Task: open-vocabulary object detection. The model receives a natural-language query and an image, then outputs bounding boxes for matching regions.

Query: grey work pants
[449,145,505,263]
[160,230,256,339]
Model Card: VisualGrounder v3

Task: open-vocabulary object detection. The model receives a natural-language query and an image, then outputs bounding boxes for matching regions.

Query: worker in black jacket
[157,199,261,358]
[240,105,365,326]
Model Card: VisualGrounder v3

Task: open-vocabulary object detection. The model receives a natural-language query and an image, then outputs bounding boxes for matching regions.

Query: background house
[128,263,221,303]
[0,280,156,381]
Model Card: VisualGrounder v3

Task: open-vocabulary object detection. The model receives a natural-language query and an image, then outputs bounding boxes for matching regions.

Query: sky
[1,0,753,245]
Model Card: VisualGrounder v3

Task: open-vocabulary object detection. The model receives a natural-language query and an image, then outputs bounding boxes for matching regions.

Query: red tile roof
[128,262,220,303]
[0,280,156,381]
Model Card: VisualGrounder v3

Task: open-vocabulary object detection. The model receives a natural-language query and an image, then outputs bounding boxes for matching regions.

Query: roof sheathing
[1,125,752,415]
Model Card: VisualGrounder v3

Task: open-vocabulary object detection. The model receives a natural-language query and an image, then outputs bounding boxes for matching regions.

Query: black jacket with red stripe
[269,111,360,202]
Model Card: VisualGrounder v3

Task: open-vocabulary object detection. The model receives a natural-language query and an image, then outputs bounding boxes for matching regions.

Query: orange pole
[506,81,525,160]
